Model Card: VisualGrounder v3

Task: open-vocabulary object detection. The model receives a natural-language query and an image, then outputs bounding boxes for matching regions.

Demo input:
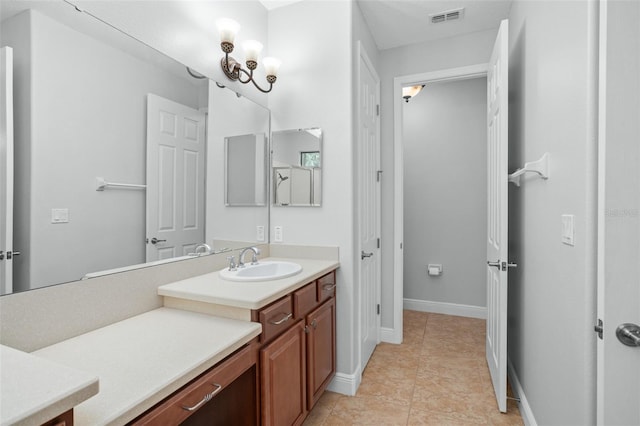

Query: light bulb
[263,57,282,77]
[216,18,240,44]
[243,40,263,63]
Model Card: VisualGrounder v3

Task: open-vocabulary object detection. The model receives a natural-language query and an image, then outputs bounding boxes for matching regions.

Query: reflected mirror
[0,1,270,294]
[225,133,267,206]
[272,128,322,207]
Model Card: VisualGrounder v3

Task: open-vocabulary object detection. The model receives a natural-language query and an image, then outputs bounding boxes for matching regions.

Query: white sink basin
[219,261,302,282]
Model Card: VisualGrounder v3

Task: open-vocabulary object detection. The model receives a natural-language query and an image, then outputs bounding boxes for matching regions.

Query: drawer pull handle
[323,284,336,291]
[182,383,223,412]
[269,312,293,325]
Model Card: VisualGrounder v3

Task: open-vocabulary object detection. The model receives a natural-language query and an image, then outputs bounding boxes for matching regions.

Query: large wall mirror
[272,128,322,207]
[0,0,269,295]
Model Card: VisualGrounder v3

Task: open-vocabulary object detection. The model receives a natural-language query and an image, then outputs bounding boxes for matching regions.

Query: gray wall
[379,29,497,329]
[507,1,597,424]
[403,77,487,308]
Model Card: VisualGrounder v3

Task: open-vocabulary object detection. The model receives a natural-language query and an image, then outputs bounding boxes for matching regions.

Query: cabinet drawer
[131,342,257,426]
[255,295,295,344]
[293,282,318,320]
[317,271,336,302]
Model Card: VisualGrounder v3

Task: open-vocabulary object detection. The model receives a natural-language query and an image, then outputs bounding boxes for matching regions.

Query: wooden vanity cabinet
[305,296,336,409]
[130,340,259,426]
[256,270,337,426]
[41,409,73,426]
[260,321,307,426]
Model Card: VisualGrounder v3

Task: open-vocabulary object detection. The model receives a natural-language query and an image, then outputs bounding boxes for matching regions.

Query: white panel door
[358,44,381,370]
[486,19,509,413]
[0,47,14,295]
[146,94,206,261]
[597,1,640,424]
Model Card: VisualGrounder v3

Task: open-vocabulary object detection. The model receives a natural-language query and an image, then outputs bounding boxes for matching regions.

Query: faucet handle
[226,256,237,271]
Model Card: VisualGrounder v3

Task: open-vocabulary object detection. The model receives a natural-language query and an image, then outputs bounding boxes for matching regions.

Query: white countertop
[158,257,340,310]
[0,345,99,426]
[31,308,262,426]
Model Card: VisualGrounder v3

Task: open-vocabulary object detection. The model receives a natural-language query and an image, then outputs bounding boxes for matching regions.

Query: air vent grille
[429,7,465,24]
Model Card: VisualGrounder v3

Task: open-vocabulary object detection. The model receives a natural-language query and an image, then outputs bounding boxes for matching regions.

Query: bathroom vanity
[0,250,338,426]
[157,258,338,426]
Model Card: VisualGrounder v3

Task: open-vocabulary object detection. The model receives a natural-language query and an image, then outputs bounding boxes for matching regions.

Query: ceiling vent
[429,7,465,24]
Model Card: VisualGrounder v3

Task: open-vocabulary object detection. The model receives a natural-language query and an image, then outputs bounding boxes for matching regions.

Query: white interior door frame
[392,63,488,344]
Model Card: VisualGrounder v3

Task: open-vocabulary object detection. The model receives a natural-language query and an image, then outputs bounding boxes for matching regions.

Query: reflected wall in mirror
[225,133,267,206]
[0,1,270,295]
[272,128,322,207]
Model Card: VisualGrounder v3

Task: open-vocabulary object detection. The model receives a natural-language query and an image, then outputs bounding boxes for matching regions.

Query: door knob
[6,251,20,260]
[361,251,373,260]
[487,260,501,268]
[616,323,640,347]
[150,238,167,245]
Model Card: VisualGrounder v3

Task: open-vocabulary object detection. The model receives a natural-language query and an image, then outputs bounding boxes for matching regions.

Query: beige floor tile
[487,399,524,426]
[324,396,410,425]
[304,311,523,426]
[355,376,415,406]
[408,406,489,425]
[363,361,418,382]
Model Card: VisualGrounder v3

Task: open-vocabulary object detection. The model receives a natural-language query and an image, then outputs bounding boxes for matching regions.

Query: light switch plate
[51,208,69,224]
[274,226,283,243]
[561,214,575,246]
[256,226,265,242]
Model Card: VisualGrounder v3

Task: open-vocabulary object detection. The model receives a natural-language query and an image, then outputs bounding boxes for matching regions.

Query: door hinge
[376,170,383,182]
[376,104,380,116]
[377,304,380,315]
[377,238,380,249]
[594,319,603,340]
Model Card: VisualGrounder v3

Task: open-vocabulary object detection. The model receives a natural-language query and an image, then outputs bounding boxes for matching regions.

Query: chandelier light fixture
[216,18,281,93]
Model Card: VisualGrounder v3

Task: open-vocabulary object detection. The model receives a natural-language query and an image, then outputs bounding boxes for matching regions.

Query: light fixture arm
[220,50,276,93]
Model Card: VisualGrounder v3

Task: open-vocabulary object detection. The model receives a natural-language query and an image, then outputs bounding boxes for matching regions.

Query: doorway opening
[392,64,489,343]
[401,75,488,319]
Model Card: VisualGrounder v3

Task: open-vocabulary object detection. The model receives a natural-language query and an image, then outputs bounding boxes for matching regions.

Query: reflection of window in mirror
[300,151,320,168]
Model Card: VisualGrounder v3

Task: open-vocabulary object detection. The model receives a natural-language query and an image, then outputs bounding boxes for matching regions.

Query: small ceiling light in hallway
[402,85,425,103]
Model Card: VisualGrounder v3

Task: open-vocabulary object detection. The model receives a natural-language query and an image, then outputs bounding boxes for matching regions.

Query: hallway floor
[303,310,524,425]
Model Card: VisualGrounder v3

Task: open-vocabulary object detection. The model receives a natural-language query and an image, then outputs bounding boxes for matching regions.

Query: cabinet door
[261,321,307,426]
[306,297,336,409]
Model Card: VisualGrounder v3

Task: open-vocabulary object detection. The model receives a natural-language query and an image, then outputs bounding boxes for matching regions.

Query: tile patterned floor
[303,310,524,425]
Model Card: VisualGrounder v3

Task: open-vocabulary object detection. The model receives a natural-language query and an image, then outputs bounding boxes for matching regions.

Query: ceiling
[261,0,512,51]
[359,0,513,51]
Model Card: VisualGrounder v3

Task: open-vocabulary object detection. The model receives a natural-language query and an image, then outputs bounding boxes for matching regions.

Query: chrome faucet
[226,256,237,271]
[238,246,261,268]
[194,243,212,256]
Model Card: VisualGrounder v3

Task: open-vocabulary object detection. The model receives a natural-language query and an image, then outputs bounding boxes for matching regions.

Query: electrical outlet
[274,226,283,243]
[256,226,265,242]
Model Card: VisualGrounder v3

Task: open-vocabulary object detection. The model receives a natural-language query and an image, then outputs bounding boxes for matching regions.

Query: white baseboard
[507,358,537,426]
[326,369,361,396]
[380,326,401,344]
[403,298,487,319]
